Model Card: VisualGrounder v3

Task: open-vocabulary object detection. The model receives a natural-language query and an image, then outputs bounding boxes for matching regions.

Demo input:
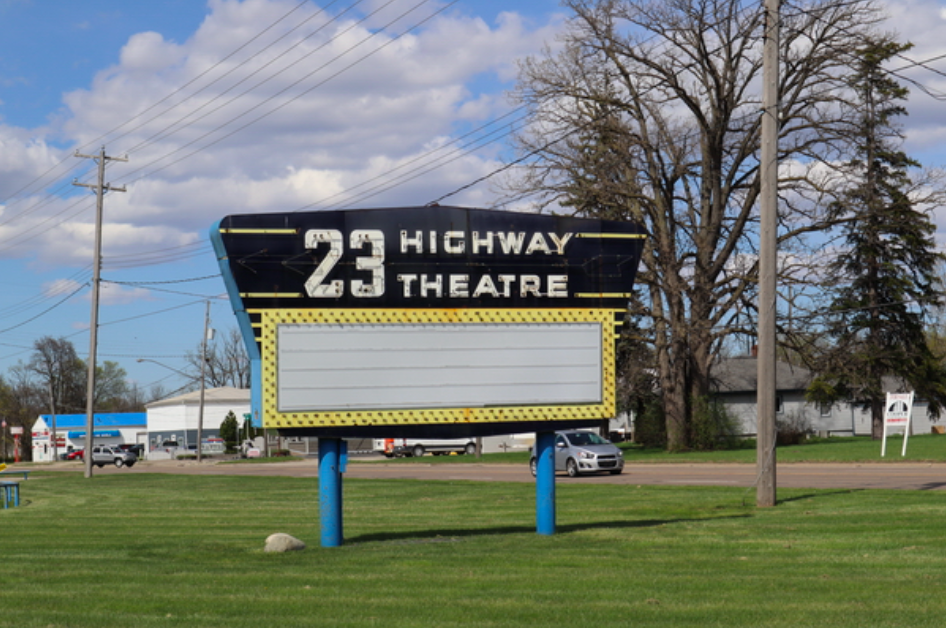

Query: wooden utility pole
[74,147,127,479]
[196,300,211,463]
[757,0,780,507]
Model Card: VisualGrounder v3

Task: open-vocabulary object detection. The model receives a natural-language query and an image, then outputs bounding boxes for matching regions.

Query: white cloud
[97,281,153,306]
[0,0,565,267]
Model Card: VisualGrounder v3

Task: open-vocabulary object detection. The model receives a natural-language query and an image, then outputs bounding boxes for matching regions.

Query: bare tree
[28,337,86,415]
[184,327,250,389]
[509,0,883,450]
[26,336,86,459]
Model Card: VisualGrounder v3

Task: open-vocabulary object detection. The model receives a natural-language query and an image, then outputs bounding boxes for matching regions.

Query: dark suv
[117,443,144,458]
[91,445,137,468]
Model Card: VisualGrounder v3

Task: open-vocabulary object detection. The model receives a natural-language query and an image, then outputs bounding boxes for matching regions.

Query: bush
[776,410,813,446]
[689,395,740,451]
[271,449,292,457]
[633,399,667,448]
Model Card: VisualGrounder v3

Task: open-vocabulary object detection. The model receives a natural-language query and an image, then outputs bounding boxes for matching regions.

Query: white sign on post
[881,392,914,457]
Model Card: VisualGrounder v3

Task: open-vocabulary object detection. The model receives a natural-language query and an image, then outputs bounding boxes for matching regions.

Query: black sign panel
[214,205,646,311]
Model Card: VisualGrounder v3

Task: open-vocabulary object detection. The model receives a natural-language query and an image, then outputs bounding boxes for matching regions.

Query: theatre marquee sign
[211,206,646,436]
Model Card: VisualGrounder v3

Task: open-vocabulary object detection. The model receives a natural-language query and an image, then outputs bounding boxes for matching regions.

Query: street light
[137,357,204,457]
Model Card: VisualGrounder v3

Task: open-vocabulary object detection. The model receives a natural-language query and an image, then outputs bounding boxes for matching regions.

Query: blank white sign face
[276,323,603,412]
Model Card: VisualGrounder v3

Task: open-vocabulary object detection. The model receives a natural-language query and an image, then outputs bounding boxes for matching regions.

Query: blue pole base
[319,438,344,547]
[535,431,556,535]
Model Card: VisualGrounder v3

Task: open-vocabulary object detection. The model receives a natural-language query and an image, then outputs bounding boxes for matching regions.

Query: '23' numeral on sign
[304,229,385,298]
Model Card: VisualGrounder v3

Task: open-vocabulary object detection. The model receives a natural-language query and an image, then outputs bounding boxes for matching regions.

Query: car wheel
[464,443,476,456]
[609,469,623,475]
[126,462,135,468]
[566,458,580,477]
[114,458,124,468]
[529,458,537,477]
[412,445,425,458]
[95,463,104,468]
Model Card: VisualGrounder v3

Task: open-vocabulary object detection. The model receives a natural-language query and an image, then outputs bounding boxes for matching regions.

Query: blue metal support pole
[319,437,344,547]
[535,431,556,535]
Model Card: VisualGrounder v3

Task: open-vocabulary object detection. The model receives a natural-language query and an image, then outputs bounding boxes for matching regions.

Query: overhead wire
[0,1,426,343]
[114,0,454,187]
[0,1,316,222]
[781,0,946,102]
[296,105,533,211]
[0,280,89,335]
[0,0,349,232]
[122,0,369,156]
[95,0,322,153]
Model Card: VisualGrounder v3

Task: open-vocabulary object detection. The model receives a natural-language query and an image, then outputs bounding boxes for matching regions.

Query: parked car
[117,443,144,457]
[529,430,624,477]
[65,449,84,460]
[90,445,137,468]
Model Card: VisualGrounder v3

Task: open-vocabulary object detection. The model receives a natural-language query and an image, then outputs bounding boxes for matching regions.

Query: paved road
[53,458,946,491]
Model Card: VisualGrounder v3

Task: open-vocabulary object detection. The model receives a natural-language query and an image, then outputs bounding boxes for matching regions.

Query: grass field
[2,468,945,627]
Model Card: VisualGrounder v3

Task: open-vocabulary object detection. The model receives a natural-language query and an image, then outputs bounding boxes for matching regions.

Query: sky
[1,0,945,399]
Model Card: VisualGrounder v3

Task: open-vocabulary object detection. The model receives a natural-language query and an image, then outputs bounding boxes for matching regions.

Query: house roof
[37,412,147,429]
[712,357,813,394]
[145,386,250,409]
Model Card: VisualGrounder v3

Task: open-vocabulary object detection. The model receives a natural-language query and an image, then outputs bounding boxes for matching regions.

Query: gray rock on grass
[264,533,306,552]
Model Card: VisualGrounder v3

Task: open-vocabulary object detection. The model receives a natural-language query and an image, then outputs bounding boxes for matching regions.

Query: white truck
[374,438,477,458]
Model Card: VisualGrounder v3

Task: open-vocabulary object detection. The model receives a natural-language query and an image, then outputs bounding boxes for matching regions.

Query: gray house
[711,356,937,437]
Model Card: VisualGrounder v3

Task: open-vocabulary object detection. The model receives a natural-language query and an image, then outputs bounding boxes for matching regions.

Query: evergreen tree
[809,38,946,438]
[219,411,240,453]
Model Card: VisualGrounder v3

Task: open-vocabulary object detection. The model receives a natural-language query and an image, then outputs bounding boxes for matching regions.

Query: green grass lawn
[623,432,946,463]
[2,471,945,627]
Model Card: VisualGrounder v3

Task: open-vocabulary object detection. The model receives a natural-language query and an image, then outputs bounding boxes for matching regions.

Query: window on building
[820,402,832,417]
[776,395,784,414]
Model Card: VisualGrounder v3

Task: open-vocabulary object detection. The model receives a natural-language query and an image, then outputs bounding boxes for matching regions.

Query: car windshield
[564,432,609,446]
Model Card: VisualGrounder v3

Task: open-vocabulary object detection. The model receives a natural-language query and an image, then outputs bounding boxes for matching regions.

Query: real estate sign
[881,391,914,457]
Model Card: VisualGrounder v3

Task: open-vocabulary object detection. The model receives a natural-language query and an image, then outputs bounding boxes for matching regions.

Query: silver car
[90,445,137,468]
[530,430,624,477]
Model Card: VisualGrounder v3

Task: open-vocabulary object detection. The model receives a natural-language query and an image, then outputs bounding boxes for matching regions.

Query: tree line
[508,0,946,449]
[0,330,249,458]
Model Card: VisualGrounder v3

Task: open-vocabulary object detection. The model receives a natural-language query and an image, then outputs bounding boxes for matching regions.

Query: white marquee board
[276,322,603,412]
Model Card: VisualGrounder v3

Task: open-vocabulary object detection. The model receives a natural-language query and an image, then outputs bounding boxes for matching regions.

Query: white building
[712,356,938,437]
[145,387,250,457]
[31,413,148,462]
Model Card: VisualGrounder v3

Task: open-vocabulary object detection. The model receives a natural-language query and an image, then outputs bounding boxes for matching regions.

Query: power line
[0,281,88,335]
[115,0,451,187]
[122,0,369,156]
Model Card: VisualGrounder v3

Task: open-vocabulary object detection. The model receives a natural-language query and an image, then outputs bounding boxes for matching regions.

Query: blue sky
[1,0,945,397]
[0,0,568,395]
